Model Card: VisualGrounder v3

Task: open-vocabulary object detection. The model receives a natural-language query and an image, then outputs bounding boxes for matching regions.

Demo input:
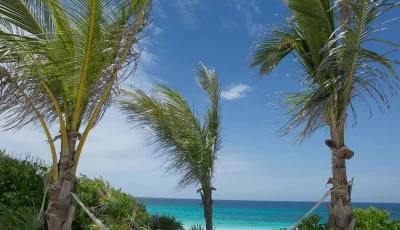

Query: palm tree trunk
[326,130,355,230]
[46,134,78,230]
[201,190,213,230]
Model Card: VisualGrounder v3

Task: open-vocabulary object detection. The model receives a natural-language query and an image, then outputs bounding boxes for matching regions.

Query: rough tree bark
[45,132,79,230]
[202,190,213,230]
[326,132,355,230]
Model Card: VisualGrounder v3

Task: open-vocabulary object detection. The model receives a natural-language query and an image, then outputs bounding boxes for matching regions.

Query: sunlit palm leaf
[0,0,151,165]
[118,64,222,190]
[250,0,399,142]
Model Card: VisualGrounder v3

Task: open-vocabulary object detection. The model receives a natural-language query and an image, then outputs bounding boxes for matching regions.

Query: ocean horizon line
[136,196,400,204]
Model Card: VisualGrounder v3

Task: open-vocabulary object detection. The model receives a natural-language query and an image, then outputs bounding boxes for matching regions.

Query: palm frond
[0,0,151,133]
[118,64,223,190]
[250,0,400,143]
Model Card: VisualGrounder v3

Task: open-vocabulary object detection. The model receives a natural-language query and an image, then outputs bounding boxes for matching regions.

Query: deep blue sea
[138,198,400,230]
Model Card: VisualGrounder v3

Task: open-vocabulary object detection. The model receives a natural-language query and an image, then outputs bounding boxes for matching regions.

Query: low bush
[0,150,48,211]
[0,151,183,230]
[276,207,400,230]
[150,214,184,230]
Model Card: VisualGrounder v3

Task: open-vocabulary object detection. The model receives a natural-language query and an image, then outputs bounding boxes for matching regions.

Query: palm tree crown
[118,63,222,191]
[0,0,151,179]
[250,0,399,142]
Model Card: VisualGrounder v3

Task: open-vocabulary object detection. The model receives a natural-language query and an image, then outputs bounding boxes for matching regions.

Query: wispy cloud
[221,83,252,100]
[151,25,164,36]
[129,24,165,93]
[154,0,168,19]
[234,0,265,36]
[221,18,239,30]
[169,0,202,28]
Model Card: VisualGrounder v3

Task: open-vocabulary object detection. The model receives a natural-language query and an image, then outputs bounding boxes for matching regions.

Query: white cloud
[170,0,202,28]
[221,83,252,100]
[234,0,265,36]
[154,0,168,19]
[127,24,166,93]
[150,24,164,36]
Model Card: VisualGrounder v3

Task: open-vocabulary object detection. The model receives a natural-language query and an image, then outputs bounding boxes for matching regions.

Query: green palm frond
[317,0,400,114]
[118,63,222,190]
[0,0,150,130]
[250,0,400,143]
[0,0,151,168]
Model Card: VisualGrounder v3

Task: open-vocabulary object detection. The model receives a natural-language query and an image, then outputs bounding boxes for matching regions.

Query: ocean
[138,198,400,230]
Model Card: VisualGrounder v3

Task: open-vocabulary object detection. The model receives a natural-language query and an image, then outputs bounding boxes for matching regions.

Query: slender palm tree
[0,0,151,229]
[118,63,222,230]
[249,0,399,229]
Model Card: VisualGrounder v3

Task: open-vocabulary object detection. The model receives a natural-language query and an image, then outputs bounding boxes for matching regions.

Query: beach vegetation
[0,203,45,230]
[0,150,48,212]
[150,214,185,230]
[0,151,187,230]
[188,224,205,230]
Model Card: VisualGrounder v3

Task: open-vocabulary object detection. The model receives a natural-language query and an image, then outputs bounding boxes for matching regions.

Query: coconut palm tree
[0,0,151,229]
[118,63,222,230]
[249,0,399,229]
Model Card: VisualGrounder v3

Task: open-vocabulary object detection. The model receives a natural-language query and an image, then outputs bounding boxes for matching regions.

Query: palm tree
[249,0,399,229]
[0,0,151,229]
[118,63,222,230]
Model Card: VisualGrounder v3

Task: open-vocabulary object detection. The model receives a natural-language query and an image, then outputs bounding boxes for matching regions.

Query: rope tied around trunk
[287,179,354,230]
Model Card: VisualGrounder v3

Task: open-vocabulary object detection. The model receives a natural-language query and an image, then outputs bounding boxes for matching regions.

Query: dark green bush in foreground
[0,203,44,230]
[353,206,400,230]
[276,207,400,230]
[188,224,205,230]
[0,150,48,211]
[0,151,183,229]
[73,175,151,229]
[150,214,184,230]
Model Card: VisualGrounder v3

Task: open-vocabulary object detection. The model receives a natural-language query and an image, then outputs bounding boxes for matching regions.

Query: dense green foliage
[150,214,184,230]
[297,214,326,230]
[275,208,400,230]
[0,151,184,230]
[188,224,205,230]
[73,175,152,229]
[0,203,44,230]
[353,206,400,230]
[0,150,48,211]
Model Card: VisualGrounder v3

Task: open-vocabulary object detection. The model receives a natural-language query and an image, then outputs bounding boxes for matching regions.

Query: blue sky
[2,0,400,203]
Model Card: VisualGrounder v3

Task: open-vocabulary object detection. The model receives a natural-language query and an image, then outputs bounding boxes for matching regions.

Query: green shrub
[1,152,184,230]
[150,214,184,230]
[98,182,151,229]
[297,214,326,230]
[73,175,151,230]
[188,224,205,230]
[353,206,400,230]
[72,175,106,229]
[274,214,327,230]
[0,202,45,230]
[0,150,49,211]
[276,207,400,230]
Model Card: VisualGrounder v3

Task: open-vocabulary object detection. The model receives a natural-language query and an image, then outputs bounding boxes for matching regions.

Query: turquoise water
[138,198,400,229]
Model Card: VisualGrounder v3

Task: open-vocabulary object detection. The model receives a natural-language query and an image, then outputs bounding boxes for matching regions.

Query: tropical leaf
[250,0,400,143]
[0,0,152,171]
[118,63,222,191]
